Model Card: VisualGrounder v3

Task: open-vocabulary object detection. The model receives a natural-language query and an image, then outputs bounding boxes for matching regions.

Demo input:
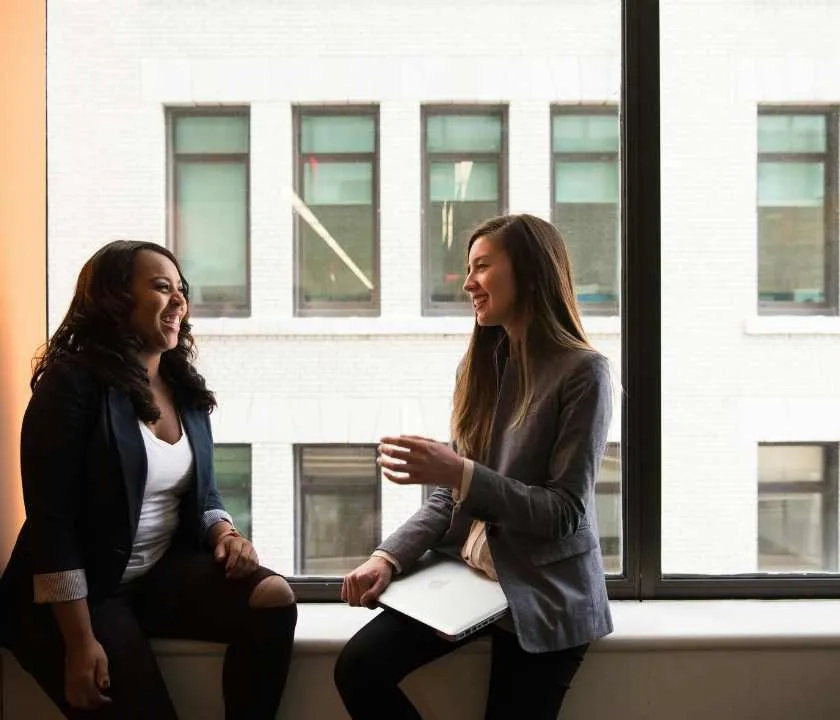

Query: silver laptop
[377,551,509,642]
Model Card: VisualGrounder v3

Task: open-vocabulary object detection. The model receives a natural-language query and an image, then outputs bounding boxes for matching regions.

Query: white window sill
[745,316,840,335]
[190,315,621,338]
[146,599,840,657]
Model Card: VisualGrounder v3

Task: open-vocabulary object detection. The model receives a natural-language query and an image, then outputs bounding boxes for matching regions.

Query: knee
[334,635,377,697]
[249,576,295,609]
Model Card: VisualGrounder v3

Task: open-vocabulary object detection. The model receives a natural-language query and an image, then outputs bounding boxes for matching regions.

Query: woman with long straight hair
[335,214,613,720]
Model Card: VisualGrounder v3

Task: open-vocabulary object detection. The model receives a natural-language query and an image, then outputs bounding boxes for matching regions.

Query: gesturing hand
[378,435,464,489]
[341,556,394,608]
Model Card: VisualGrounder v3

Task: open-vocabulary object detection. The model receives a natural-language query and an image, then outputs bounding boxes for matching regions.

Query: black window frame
[421,104,509,316]
[289,0,840,602]
[166,106,252,318]
[550,104,621,316]
[292,105,381,317]
[293,444,382,577]
[757,106,839,316]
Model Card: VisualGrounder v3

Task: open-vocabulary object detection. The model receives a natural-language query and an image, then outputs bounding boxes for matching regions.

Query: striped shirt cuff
[33,569,88,603]
[201,509,234,539]
[372,549,403,575]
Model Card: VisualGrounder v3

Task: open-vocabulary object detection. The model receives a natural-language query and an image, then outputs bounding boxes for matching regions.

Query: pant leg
[484,628,588,720]
[133,548,296,720]
[5,595,178,720]
[334,609,482,720]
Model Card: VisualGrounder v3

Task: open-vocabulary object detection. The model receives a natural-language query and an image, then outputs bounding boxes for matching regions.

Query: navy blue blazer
[0,355,229,616]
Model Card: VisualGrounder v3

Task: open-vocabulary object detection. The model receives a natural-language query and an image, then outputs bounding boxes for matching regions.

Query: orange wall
[0,0,47,570]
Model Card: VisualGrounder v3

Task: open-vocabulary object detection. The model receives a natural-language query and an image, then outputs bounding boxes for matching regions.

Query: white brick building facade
[46,0,840,576]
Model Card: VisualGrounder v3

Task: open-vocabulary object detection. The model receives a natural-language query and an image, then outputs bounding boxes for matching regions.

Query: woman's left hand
[378,435,464,489]
[213,529,260,579]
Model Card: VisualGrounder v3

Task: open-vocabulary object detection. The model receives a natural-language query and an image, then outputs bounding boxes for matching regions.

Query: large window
[214,445,252,539]
[552,107,620,314]
[757,108,838,314]
[758,444,838,573]
[295,445,380,575]
[168,109,250,317]
[422,107,507,313]
[293,107,379,315]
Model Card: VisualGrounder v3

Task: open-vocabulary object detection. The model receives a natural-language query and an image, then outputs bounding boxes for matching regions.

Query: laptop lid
[377,551,509,642]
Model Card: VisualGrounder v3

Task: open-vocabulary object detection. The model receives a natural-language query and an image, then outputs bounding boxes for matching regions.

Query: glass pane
[555,200,619,307]
[429,161,499,202]
[427,200,499,303]
[299,205,375,305]
[661,0,840,576]
[758,162,825,304]
[758,494,823,572]
[426,114,503,153]
[759,445,824,484]
[214,445,252,538]
[303,161,372,205]
[555,162,619,204]
[177,161,248,309]
[553,115,619,153]
[299,446,379,575]
[174,115,249,154]
[758,115,827,154]
[758,162,824,207]
[301,115,375,154]
[596,444,622,574]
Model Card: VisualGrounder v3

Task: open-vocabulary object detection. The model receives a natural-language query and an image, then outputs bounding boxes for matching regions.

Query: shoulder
[547,347,611,386]
[30,354,103,407]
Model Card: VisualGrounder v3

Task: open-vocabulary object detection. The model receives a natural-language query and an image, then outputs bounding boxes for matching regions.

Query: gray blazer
[377,345,613,653]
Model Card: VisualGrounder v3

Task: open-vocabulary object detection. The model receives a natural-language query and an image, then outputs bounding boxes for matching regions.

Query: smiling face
[129,249,187,359]
[463,234,518,330]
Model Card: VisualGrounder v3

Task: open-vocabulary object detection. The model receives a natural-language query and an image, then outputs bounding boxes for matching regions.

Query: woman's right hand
[64,636,111,710]
[341,556,394,608]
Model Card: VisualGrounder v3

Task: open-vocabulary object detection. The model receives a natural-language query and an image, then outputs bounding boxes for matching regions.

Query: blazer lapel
[106,388,147,536]
[181,408,210,518]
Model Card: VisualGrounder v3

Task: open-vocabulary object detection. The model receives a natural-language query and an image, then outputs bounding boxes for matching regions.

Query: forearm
[52,599,95,649]
[377,487,454,569]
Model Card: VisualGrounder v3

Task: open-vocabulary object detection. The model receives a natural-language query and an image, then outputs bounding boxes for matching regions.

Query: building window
[167,109,250,317]
[293,107,379,315]
[214,444,252,539]
[757,108,838,314]
[551,107,620,314]
[422,107,507,314]
[758,443,838,572]
[295,445,380,575]
[596,443,622,574]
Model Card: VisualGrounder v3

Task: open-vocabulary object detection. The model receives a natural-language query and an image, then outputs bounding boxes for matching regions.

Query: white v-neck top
[121,420,194,582]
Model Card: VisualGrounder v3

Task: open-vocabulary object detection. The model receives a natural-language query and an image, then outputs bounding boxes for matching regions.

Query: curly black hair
[32,240,216,422]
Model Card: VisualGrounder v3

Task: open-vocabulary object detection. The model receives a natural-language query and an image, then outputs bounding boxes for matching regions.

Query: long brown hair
[451,214,593,462]
[32,240,215,421]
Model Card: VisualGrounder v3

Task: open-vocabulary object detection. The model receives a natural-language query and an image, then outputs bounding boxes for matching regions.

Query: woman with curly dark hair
[0,241,296,720]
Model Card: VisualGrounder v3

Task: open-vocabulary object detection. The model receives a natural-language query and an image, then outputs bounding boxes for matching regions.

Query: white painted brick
[46,0,840,576]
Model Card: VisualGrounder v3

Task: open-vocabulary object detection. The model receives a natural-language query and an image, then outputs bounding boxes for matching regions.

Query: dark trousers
[334,610,587,720]
[5,549,297,720]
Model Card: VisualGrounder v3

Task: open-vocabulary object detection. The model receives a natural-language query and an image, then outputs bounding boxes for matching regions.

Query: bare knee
[249,575,295,609]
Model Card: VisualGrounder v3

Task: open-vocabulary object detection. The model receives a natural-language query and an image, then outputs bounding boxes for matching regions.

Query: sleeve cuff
[451,458,475,503]
[33,569,88,603]
[372,549,403,575]
[201,509,234,538]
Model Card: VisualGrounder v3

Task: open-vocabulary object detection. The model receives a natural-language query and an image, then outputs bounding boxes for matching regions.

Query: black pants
[5,549,297,720]
[334,610,587,720]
